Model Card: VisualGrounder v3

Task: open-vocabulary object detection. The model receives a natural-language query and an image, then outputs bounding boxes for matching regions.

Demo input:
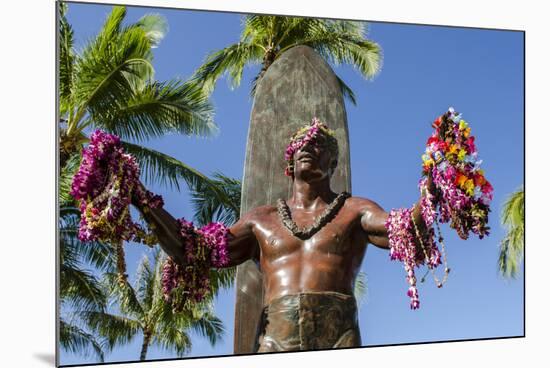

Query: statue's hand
[426,171,435,195]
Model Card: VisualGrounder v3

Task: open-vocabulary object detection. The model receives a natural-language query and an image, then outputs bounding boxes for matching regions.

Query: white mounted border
[1,1,546,368]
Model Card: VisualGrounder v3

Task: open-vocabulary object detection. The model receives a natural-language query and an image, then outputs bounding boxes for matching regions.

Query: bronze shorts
[256,291,361,352]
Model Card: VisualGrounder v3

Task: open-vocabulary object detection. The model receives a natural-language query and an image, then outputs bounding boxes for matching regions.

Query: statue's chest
[258,212,356,260]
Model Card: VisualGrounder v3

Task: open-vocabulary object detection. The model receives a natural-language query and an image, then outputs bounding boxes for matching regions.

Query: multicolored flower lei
[423,107,493,239]
[284,117,338,177]
[385,108,493,309]
[161,220,230,311]
[70,130,164,283]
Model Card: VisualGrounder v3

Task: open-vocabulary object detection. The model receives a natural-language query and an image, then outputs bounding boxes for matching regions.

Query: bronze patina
[134,46,431,354]
[135,123,430,352]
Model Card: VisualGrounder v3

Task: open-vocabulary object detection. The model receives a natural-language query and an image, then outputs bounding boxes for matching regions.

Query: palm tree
[190,15,382,104]
[81,247,224,360]
[498,187,525,278]
[59,198,233,363]
[59,3,236,210]
[59,319,104,362]
[59,206,116,362]
[185,15,378,319]
[190,172,241,227]
[58,4,235,360]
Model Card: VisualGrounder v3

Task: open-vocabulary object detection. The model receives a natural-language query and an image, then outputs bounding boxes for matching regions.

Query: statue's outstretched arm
[133,184,259,267]
[133,200,188,265]
[225,211,260,267]
[360,200,390,249]
[360,174,434,250]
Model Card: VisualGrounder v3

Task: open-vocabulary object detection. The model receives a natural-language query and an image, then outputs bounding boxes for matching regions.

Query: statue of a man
[135,120,430,352]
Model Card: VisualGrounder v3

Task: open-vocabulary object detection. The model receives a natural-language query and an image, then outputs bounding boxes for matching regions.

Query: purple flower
[71,130,164,245]
[162,219,231,309]
[162,258,178,302]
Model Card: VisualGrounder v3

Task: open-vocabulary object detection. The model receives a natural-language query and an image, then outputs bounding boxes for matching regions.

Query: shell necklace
[277,192,351,240]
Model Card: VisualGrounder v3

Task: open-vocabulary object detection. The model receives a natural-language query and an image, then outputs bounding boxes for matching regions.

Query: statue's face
[293,136,335,181]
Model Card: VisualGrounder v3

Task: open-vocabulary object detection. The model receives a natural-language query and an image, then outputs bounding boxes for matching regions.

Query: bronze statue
[134,121,431,352]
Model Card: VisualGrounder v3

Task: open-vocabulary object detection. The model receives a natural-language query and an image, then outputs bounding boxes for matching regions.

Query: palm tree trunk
[252,48,277,96]
[59,130,76,168]
[258,48,277,79]
[59,128,86,167]
[139,330,152,361]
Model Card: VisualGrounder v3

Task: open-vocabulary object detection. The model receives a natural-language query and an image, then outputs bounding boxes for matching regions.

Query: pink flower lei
[385,108,493,309]
[71,130,164,283]
[284,117,338,177]
[161,220,230,310]
[71,130,164,245]
[72,130,231,305]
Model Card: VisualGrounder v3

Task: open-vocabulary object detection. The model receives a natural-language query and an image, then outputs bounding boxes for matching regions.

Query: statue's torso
[250,198,369,305]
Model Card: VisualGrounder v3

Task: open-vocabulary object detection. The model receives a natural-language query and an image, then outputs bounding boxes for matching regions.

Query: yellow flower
[463,127,471,138]
[457,149,467,161]
[464,179,475,196]
[459,120,469,130]
[448,144,459,154]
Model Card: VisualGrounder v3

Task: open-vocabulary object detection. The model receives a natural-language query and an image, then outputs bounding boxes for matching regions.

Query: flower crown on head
[284,117,338,177]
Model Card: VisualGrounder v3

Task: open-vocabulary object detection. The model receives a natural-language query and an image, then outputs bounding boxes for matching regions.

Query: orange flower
[455,174,468,187]
[474,173,486,186]
[448,144,459,154]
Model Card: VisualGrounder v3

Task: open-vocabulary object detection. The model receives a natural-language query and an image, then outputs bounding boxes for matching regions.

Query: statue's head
[284,118,339,180]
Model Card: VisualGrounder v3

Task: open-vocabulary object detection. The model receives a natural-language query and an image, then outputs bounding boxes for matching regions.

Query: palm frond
[120,140,211,191]
[77,241,116,274]
[498,187,524,278]
[135,253,155,311]
[134,13,168,48]
[501,187,524,227]
[208,267,236,291]
[121,142,236,214]
[354,271,368,306]
[189,312,225,347]
[59,207,115,311]
[241,15,274,42]
[190,42,264,94]
[59,153,80,207]
[498,226,524,278]
[152,323,192,357]
[59,208,85,270]
[94,80,216,142]
[59,318,105,362]
[59,2,75,116]
[60,264,107,311]
[297,20,382,79]
[79,310,141,351]
[190,172,241,226]
[60,208,116,272]
[72,6,154,130]
[192,15,381,107]
[273,17,327,50]
[103,272,145,318]
[335,74,357,106]
[60,206,81,217]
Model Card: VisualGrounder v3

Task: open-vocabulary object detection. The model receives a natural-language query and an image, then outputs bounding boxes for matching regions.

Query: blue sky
[61,2,524,365]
